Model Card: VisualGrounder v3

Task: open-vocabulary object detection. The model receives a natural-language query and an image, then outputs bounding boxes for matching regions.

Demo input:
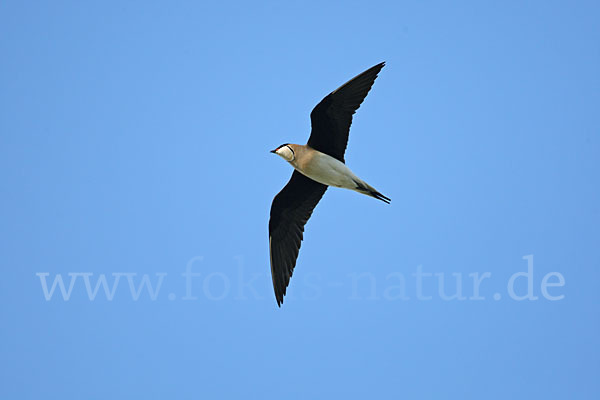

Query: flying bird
[269,62,389,306]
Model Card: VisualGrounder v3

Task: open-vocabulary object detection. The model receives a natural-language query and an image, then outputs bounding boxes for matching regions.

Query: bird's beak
[270,149,277,154]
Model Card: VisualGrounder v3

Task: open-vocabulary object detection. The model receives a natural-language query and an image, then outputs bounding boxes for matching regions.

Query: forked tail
[353,179,391,204]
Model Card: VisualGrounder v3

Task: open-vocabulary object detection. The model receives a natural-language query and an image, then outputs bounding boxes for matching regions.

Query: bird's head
[270,144,295,162]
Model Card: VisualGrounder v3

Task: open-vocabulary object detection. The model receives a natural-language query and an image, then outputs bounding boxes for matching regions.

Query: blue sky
[1,1,599,398]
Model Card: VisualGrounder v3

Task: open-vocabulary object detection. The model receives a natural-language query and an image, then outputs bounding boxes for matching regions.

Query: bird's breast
[295,151,357,189]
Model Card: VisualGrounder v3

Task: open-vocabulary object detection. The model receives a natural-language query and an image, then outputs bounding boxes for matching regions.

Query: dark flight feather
[269,171,327,306]
[307,62,385,162]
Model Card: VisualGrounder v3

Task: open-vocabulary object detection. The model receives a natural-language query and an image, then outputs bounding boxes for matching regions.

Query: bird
[269,62,389,306]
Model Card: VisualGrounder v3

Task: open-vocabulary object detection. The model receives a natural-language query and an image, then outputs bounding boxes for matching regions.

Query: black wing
[269,171,327,306]
[307,62,385,163]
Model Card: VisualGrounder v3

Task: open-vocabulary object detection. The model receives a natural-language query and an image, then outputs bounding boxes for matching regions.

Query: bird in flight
[269,62,389,306]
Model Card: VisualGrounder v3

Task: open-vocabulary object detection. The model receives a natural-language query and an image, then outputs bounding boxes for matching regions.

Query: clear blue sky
[1,1,598,399]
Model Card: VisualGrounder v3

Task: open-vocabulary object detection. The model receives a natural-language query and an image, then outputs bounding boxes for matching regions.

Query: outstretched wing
[269,171,327,306]
[307,62,385,163]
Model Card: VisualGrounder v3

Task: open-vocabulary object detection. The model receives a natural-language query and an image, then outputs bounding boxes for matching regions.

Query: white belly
[296,152,359,189]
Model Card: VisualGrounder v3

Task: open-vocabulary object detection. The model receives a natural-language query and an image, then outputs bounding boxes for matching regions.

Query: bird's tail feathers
[353,180,391,204]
